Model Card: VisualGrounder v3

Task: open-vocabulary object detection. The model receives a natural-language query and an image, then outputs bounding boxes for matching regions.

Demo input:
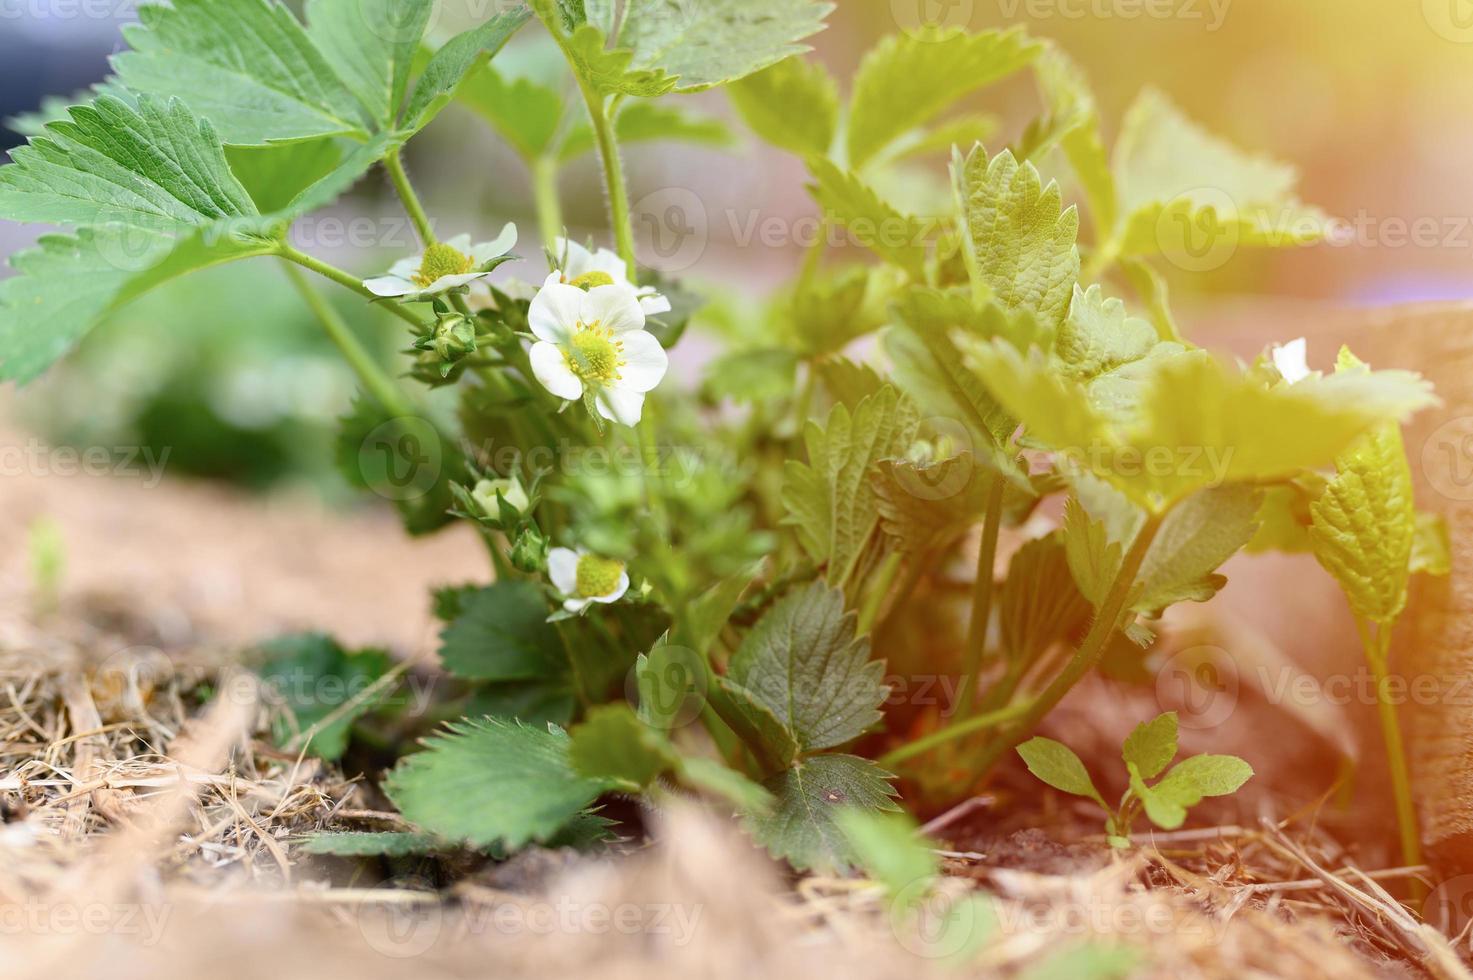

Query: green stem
[970,508,1168,776]
[1360,617,1424,882]
[276,244,428,332]
[955,475,1007,719]
[573,77,637,278]
[279,262,416,419]
[532,155,565,249]
[878,699,1032,770]
[856,552,902,635]
[385,149,436,245]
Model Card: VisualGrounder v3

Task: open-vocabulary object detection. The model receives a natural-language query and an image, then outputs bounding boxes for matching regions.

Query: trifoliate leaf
[998,532,1091,665]
[1412,511,1452,577]
[1113,89,1331,262]
[402,7,532,133]
[1309,423,1416,623]
[834,809,938,897]
[438,581,566,682]
[114,0,374,144]
[781,386,919,586]
[610,0,833,92]
[299,831,447,857]
[568,703,680,791]
[807,159,929,279]
[727,55,839,157]
[848,27,1038,170]
[1121,712,1178,781]
[953,145,1080,327]
[743,753,900,873]
[727,582,888,752]
[708,675,801,774]
[1134,484,1262,614]
[1016,736,1106,807]
[384,718,613,849]
[255,633,392,760]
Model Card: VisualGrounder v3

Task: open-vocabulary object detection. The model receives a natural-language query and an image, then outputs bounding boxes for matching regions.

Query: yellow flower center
[567,271,617,289]
[574,554,624,598]
[413,243,475,287]
[565,323,624,384]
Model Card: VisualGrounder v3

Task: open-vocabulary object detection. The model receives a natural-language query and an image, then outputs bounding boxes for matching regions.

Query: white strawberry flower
[364,225,518,301]
[527,272,669,426]
[1270,337,1311,384]
[548,547,629,613]
[554,237,672,316]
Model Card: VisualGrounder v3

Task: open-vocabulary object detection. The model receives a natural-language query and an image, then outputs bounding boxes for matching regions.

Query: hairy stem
[1360,617,1424,890]
[877,699,1033,770]
[969,508,1167,776]
[532,156,565,249]
[385,149,436,245]
[955,475,1007,719]
[276,244,428,331]
[279,262,416,419]
[573,78,637,278]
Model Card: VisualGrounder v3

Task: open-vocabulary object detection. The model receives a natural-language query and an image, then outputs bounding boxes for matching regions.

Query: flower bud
[510,526,548,573]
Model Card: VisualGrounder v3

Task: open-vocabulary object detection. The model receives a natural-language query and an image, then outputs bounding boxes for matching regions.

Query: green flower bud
[510,526,548,574]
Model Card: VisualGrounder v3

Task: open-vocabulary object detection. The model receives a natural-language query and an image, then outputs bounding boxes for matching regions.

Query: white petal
[443,233,473,253]
[555,238,596,278]
[563,596,593,613]
[595,386,645,426]
[580,284,645,335]
[547,547,581,595]
[1272,337,1311,384]
[528,276,583,343]
[471,223,518,264]
[638,291,672,316]
[424,271,492,294]
[530,342,584,401]
[388,255,422,279]
[363,275,416,297]
[616,331,668,393]
[588,247,631,284]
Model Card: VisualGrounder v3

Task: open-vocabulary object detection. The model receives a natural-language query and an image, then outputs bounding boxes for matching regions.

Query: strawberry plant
[0,2,1447,872]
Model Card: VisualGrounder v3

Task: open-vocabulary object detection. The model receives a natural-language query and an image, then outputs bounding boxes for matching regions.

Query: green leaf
[873,456,1001,557]
[680,565,761,654]
[744,754,900,872]
[464,680,576,727]
[998,532,1091,665]
[1113,89,1331,261]
[568,703,679,791]
[1134,484,1262,614]
[1158,753,1254,798]
[226,139,344,214]
[953,145,1080,327]
[1029,43,1116,236]
[562,23,679,98]
[1016,736,1105,808]
[1120,711,1178,781]
[1310,423,1417,623]
[459,63,566,159]
[384,718,613,849]
[708,675,801,773]
[848,26,1039,170]
[562,101,734,161]
[610,0,833,93]
[115,0,373,144]
[1062,497,1122,608]
[782,386,919,587]
[779,266,898,358]
[727,582,888,751]
[727,55,838,157]
[834,809,938,896]
[0,94,258,230]
[299,831,447,857]
[1054,285,1158,385]
[678,756,774,813]
[1412,511,1452,577]
[402,6,533,133]
[1127,761,1185,830]
[807,159,929,278]
[305,0,433,129]
[256,633,392,760]
[894,115,999,163]
[438,581,566,683]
